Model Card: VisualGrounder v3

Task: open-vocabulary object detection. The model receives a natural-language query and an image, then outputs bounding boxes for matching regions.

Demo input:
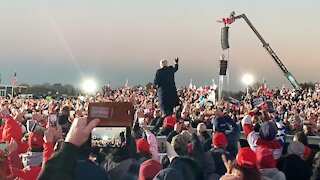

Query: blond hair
[160,59,168,68]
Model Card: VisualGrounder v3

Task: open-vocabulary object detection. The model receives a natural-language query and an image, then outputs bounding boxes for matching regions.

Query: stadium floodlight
[242,74,254,95]
[82,79,97,95]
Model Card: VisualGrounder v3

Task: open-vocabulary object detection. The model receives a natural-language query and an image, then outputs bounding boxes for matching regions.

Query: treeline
[19,83,81,96]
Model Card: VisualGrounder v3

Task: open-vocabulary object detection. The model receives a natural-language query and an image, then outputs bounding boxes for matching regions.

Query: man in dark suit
[153,58,180,117]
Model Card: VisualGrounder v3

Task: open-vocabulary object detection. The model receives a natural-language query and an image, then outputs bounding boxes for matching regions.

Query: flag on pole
[189,79,193,89]
[263,78,267,89]
[12,72,17,87]
[125,79,129,88]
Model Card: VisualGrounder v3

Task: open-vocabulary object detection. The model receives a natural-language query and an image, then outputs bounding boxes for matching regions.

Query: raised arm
[173,58,179,72]
[37,118,100,180]
[144,128,160,162]
[241,112,258,152]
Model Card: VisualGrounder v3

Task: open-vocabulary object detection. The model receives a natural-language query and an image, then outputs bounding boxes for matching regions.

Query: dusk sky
[1,1,319,91]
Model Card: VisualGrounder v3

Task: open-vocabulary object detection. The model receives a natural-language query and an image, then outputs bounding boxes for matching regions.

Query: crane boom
[229,12,300,89]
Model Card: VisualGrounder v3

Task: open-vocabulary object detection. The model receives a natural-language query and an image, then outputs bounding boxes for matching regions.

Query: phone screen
[138,118,145,127]
[48,114,58,127]
[183,121,190,128]
[156,136,167,156]
[91,127,127,148]
[0,142,6,151]
[70,110,75,117]
[266,100,274,113]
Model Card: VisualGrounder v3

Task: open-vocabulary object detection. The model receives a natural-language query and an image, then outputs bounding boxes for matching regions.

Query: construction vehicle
[220,11,300,89]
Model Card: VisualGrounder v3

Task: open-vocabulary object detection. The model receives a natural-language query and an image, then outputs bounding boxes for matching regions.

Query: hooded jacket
[7,142,53,180]
[107,158,139,180]
[259,168,286,180]
[75,156,109,180]
[278,154,312,180]
[212,115,240,158]
[2,116,22,144]
[210,148,234,176]
[153,168,184,180]
[168,157,204,180]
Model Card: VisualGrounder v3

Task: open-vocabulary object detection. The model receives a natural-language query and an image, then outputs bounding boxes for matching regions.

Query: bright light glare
[82,79,97,94]
[242,74,254,86]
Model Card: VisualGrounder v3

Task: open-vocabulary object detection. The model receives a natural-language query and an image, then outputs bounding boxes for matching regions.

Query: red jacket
[11,166,41,180]
[2,116,22,145]
[6,141,54,180]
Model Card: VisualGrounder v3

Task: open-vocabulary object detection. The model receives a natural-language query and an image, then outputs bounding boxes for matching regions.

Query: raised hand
[44,127,55,143]
[174,57,179,64]
[65,117,100,147]
[222,154,232,174]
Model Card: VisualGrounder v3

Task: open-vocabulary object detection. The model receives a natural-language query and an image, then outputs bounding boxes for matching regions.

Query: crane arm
[228,12,300,89]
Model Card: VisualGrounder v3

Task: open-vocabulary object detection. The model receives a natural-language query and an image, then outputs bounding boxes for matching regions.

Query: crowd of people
[0,80,320,179]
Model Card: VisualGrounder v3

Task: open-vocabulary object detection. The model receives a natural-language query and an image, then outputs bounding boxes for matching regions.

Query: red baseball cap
[236,147,257,168]
[256,147,276,169]
[303,145,311,159]
[212,132,227,149]
[28,132,44,149]
[136,138,150,155]
[163,116,176,128]
[139,159,162,180]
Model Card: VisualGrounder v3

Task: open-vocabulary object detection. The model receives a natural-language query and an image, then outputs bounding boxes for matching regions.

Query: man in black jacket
[153,58,180,118]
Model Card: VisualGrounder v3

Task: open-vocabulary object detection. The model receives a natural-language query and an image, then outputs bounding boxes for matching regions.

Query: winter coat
[242,114,285,160]
[108,158,139,180]
[38,143,110,180]
[223,115,240,158]
[168,157,204,180]
[153,65,179,110]
[2,116,22,144]
[259,168,286,180]
[278,154,312,180]
[153,168,184,180]
[210,148,234,176]
[7,142,53,180]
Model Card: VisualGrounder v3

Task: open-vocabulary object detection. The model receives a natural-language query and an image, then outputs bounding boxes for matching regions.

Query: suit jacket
[153,64,179,109]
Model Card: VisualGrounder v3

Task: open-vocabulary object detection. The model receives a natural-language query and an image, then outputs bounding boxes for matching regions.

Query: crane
[223,11,300,89]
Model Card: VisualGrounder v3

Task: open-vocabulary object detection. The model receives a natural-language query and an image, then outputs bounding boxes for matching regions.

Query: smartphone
[138,117,145,127]
[183,121,190,128]
[70,110,75,117]
[88,102,133,127]
[156,136,167,156]
[48,114,58,127]
[31,123,45,136]
[91,127,127,148]
[42,110,48,116]
[266,100,274,113]
[0,142,6,151]
[26,120,36,132]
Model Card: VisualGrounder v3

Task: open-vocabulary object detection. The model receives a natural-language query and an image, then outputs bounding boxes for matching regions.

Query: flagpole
[12,72,17,97]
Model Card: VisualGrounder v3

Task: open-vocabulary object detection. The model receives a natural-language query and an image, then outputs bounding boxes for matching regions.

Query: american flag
[12,72,17,87]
